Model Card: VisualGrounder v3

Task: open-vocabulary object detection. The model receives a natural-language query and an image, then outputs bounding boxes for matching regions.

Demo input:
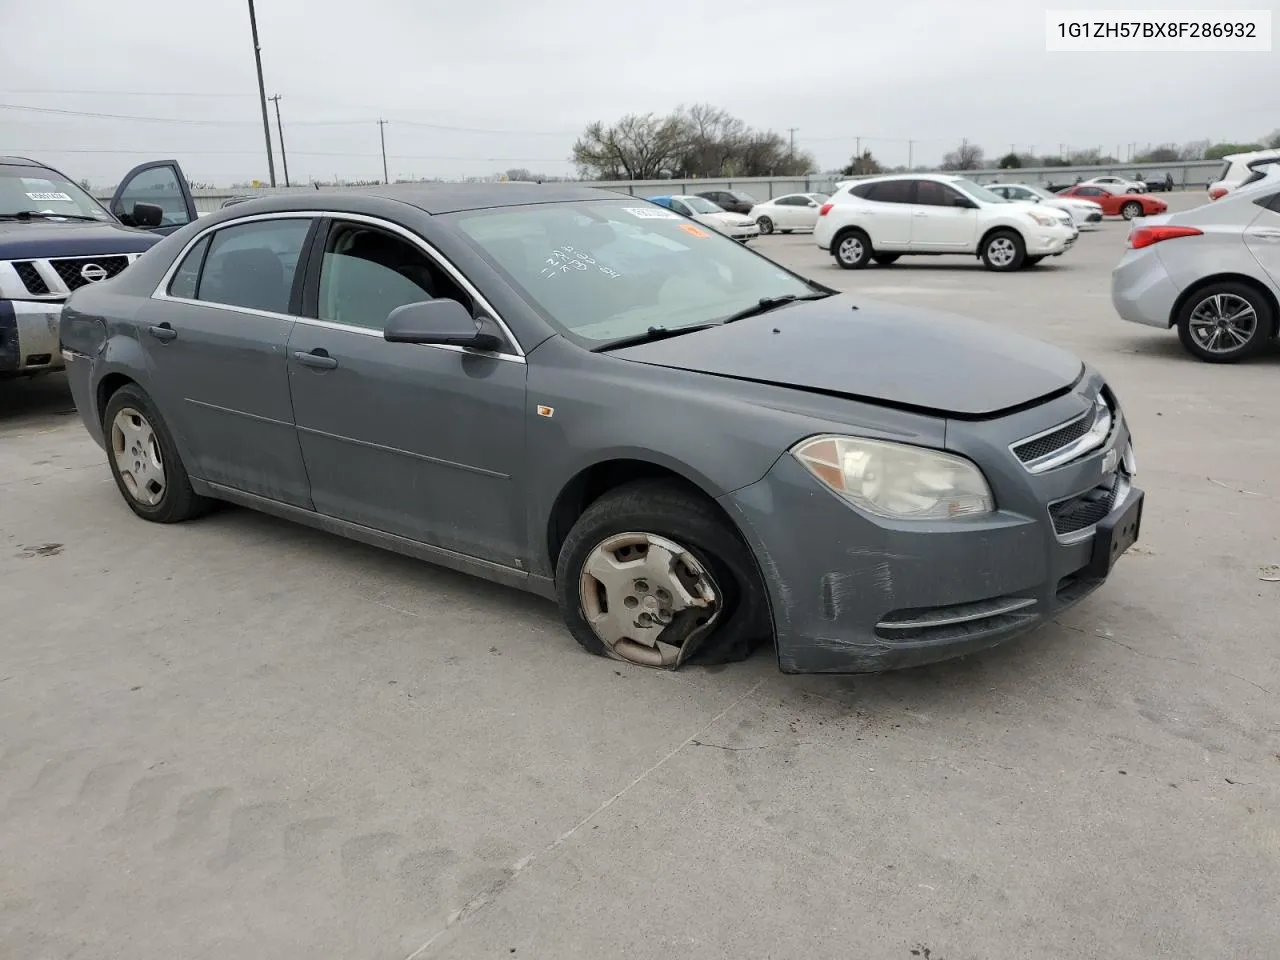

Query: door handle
[913,211,929,217]
[148,323,177,342]
[1249,228,1280,240]
[293,348,338,370]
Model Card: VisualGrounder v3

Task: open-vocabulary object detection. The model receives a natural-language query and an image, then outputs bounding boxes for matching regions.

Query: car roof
[0,156,49,169]
[222,182,623,216]
[843,173,961,187]
[1225,147,1280,164]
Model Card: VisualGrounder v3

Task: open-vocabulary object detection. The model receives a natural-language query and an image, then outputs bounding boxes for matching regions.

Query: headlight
[791,435,994,520]
[1027,211,1059,227]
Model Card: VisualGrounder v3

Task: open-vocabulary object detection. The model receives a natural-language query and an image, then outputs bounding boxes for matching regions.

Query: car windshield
[684,196,723,214]
[728,191,756,203]
[1024,186,1054,200]
[953,179,1008,204]
[454,199,816,346]
[0,165,111,219]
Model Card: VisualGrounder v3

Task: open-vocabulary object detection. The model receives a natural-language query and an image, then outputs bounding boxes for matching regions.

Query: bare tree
[840,149,882,176]
[941,140,984,171]
[571,113,687,180]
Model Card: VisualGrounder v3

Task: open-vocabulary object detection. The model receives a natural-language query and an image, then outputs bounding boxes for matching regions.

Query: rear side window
[195,218,313,314]
[865,181,915,204]
[167,235,210,298]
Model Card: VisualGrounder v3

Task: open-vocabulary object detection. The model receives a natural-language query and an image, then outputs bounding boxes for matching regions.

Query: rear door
[1244,191,1280,290]
[857,180,914,249]
[109,160,199,235]
[138,214,317,505]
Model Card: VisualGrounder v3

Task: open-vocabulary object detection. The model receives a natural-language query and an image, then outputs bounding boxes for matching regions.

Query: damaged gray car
[59,184,1143,673]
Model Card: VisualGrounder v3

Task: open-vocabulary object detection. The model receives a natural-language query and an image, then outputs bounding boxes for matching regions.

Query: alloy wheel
[110,407,167,506]
[1188,293,1258,355]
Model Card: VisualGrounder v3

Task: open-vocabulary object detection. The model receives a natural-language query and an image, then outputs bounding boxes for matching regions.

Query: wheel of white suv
[833,229,873,269]
[1175,282,1274,363]
[979,230,1025,271]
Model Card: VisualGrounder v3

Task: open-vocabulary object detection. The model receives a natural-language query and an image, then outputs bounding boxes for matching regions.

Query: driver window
[916,180,965,207]
[318,223,473,331]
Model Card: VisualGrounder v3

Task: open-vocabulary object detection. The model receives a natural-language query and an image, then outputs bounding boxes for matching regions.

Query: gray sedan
[1112,165,1280,363]
[60,184,1143,673]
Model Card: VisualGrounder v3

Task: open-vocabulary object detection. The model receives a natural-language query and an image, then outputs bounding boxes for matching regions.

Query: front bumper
[724,224,761,240]
[1111,248,1178,328]
[0,299,66,375]
[1027,224,1076,256]
[719,380,1140,673]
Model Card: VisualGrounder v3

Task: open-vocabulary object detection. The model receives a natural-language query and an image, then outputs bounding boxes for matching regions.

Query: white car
[1081,175,1147,195]
[1112,164,1280,363]
[986,182,1104,228]
[650,195,759,241]
[814,174,1078,271]
[1207,148,1280,201]
[748,192,829,235]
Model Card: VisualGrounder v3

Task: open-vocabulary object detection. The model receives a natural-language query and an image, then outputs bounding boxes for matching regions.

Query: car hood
[697,211,753,227]
[611,295,1083,418]
[0,219,162,259]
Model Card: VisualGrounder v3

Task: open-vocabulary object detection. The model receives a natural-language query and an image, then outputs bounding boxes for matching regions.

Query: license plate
[1083,488,1143,579]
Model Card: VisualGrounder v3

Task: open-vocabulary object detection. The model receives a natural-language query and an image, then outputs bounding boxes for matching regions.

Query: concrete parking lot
[3,195,1277,960]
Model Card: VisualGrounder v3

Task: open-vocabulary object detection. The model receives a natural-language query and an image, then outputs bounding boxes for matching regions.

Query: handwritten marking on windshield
[540,245,622,281]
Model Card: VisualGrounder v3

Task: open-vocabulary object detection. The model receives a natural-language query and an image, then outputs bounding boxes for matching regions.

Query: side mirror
[384,298,502,352]
[120,202,164,228]
[952,196,978,209]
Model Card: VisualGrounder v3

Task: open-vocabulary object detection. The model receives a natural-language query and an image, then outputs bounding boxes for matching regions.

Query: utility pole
[855,136,861,160]
[377,119,389,184]
[246,0,276,186]
[787,127,798,162]
[268,94,290,187]
[907,140,913,169]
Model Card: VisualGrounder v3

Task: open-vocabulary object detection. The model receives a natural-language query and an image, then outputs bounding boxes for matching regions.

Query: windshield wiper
[0,210,101,222]
[721,291,833,325]
[592,323,720,352]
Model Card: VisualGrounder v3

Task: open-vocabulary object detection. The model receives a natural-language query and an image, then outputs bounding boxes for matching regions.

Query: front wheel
[833,229,873,269]
[1121,201,1143,220]
[980,230,1025,271]
[555,481,770,668]
[756,216,774,235]
[1175,283,1273,363]
[103,384,210,523]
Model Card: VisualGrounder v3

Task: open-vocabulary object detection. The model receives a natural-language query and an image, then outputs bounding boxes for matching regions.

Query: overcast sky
[3,0,1273,186]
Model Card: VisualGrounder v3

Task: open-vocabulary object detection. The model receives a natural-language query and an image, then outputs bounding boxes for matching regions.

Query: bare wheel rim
[578,532,722,668]
[1188,293,1258,354]
[838,236,863,264]
[987,236,1016,267]
[758,217,773,234]
[110,407,167,506]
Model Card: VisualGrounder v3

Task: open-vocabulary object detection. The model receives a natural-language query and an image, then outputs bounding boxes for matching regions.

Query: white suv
[815,174,1078,272]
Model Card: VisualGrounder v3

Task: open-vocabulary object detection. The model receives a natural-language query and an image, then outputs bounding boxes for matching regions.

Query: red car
[1056,185,1167,220]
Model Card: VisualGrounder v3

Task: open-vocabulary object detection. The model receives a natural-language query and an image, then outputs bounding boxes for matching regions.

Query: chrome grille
[13,261,50,295]
[50,255,131,291]
[1012,391,1114,474]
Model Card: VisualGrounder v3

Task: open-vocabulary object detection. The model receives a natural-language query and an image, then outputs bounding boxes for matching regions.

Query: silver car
[1112,166,1280,363]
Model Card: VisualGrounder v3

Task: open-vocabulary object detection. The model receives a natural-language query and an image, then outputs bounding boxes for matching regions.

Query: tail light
[818,203,833,217]
[1128,225,1202,249]
[1208,185,1228,201]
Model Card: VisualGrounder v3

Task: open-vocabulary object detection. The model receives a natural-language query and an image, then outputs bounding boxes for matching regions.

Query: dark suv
[695,189,757,215]
[1,157,198,377]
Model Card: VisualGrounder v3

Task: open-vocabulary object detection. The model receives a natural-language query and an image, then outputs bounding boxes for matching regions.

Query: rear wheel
[1121,201,1143,220]
[872,254,900,266]
[103,384,210,523]
[980,230,1025,271]
[756,216,774,235]
[1175,283,1273,363]
[555,481,770,668]
[833,229,873,269]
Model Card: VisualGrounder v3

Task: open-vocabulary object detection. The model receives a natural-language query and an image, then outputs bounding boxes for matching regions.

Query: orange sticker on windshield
[680,223,710,238]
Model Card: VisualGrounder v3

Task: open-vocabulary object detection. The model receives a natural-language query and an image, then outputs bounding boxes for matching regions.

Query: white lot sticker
[623,206,681,220]
[26,191,74,202]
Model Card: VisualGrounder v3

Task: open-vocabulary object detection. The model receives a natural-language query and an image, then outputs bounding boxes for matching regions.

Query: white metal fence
[96,159,1223,213]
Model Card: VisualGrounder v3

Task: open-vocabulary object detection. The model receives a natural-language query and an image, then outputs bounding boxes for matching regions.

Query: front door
[909,180,978,251]
[286,217,528,567]
[135,215,317,506]
[109,160,199,235]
